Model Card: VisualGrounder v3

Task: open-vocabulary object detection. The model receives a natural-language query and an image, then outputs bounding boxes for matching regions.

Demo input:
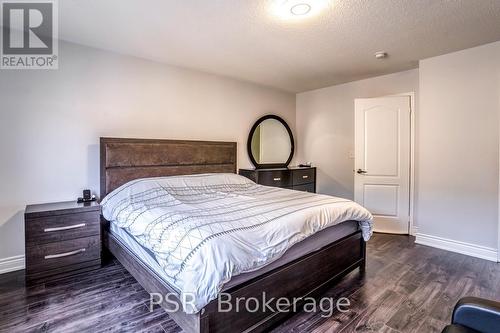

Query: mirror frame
[247,115,294,169]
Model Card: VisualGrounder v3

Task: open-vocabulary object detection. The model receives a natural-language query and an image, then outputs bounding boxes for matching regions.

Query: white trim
[388,92,416,236]
[498,86,500,262]
[408,92,416,237]
[411,225,419,236]
[0,255,25,274]
[415,233,498,262]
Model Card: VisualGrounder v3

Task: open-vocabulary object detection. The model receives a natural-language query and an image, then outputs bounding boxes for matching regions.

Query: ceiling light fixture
[290,3,312,16]
[271,0,328,20]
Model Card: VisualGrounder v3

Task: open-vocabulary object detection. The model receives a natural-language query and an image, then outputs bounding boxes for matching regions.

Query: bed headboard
[100,137,237,198]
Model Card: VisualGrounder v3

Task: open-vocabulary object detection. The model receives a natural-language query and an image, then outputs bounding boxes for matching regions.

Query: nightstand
[24,201,101,282]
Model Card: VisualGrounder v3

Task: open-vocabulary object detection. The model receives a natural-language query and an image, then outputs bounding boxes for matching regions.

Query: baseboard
[410,226,419,236]
[415,233,498,262]
[0,255,25,274]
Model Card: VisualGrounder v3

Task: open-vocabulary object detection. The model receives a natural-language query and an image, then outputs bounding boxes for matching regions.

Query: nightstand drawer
[292,168,315,186]
[293,183,315,193]
[26,235,101,273]
[258,170,292,187]
[26,211,100,245]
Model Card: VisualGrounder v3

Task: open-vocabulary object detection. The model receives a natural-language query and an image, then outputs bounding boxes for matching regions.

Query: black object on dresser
[239,166,316,193]
[24,201,101,282]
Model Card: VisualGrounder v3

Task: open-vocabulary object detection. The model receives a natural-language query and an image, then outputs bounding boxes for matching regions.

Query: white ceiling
[58,0,500,92]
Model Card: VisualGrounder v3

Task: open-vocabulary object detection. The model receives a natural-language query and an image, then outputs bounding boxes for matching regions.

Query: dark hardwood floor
[1,233,498,333]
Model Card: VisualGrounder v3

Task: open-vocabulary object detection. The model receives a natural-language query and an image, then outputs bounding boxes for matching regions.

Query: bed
[100,137,372,333]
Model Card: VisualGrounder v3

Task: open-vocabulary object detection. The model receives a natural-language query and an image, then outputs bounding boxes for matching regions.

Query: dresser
[239,166,316,193]
[24,201,101,282]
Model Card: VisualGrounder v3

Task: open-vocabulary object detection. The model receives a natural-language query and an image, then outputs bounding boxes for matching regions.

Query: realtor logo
[1,0,58,69]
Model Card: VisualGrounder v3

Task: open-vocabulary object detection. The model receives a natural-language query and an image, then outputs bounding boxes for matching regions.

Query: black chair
[442,297,500,333]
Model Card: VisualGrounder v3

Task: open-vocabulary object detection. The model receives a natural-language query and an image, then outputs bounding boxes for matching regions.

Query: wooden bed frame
[100,137,366,333]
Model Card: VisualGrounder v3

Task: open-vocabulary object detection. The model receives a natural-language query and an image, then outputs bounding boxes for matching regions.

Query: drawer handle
[45,248,86,260]
[273,177,281,181]
[44,223,86,233]
[302,175,309,179]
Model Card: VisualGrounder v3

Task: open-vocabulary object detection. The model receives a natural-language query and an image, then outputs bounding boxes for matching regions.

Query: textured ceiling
[57,0,500,92]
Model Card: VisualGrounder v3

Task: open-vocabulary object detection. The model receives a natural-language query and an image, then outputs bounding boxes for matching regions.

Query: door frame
[390,92,416,236]
[357,92,416,235]
[498,92,500,262]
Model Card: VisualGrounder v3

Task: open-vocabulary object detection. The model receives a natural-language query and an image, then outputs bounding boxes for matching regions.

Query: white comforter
[101,173,373,313]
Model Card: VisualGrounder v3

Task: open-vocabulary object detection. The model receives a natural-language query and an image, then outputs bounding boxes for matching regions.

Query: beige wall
[0,41,296,261]
[297,42,500,255]
[296,69,419,199]
[417,41,500,250]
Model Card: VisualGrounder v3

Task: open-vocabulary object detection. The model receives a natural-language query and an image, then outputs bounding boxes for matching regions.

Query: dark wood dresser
[239,166,316,193]
[24,201,101,282]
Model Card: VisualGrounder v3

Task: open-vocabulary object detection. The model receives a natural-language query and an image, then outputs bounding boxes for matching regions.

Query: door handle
[356,169,367,174]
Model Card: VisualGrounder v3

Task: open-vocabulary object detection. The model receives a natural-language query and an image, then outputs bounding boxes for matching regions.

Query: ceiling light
[271,0,329,20]
[290,3,311,16]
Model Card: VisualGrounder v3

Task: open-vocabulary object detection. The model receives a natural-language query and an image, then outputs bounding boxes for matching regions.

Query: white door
[354,96,411,234]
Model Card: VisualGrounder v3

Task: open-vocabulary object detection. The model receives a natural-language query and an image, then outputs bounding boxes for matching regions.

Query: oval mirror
[247,115,294,169]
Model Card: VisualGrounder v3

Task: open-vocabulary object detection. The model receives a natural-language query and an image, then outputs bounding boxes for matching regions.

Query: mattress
[101,173,373,313]
[109,219,359,292]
